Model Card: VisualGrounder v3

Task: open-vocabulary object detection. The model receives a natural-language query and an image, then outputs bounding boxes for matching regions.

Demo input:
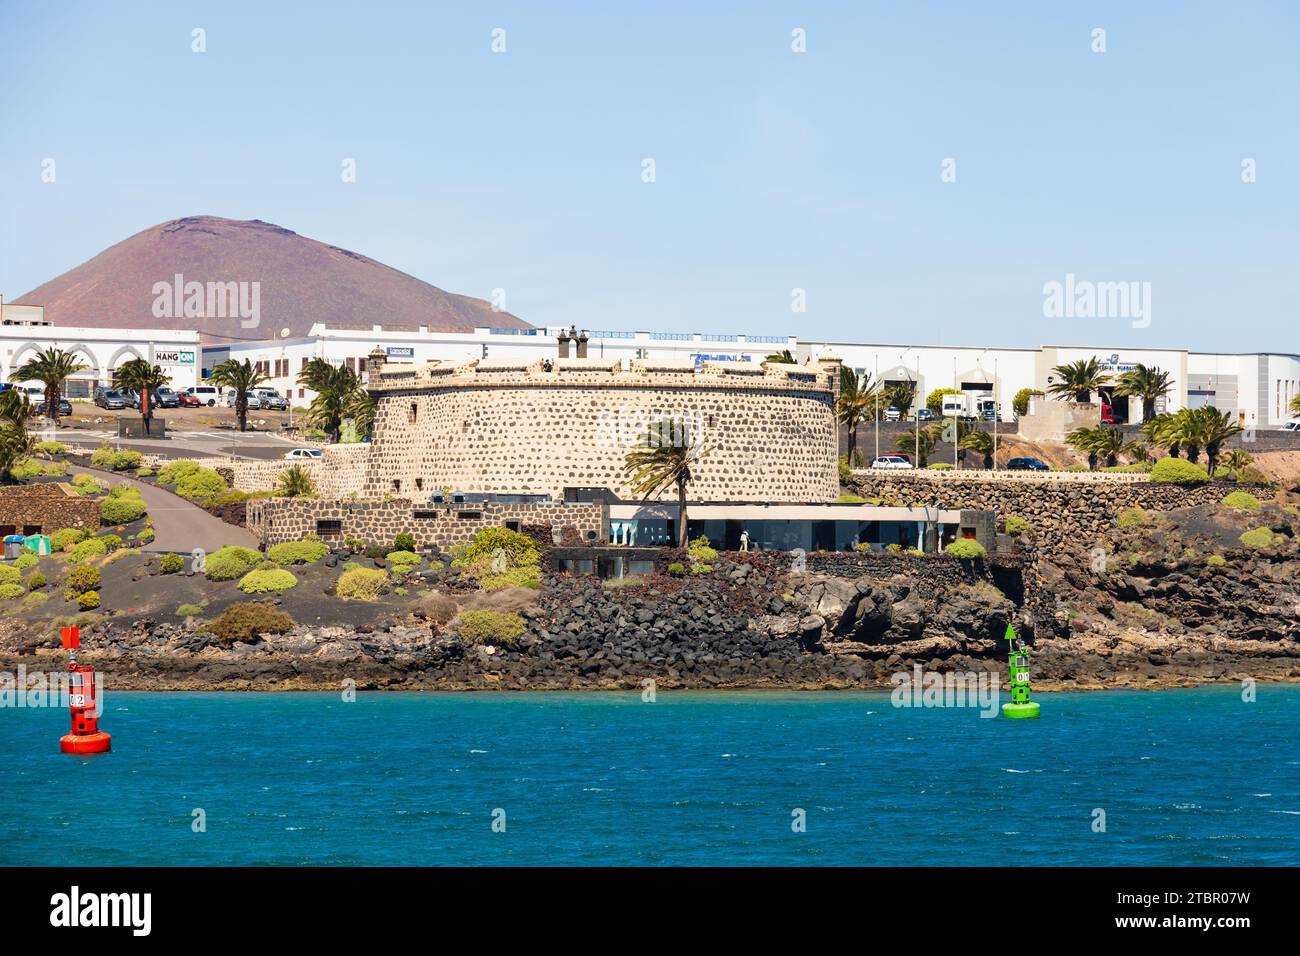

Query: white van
[1283,420,1300,432]
[185,385,221,407]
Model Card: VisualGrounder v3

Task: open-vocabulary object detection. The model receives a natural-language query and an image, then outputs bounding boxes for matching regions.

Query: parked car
[183,385,221,407]
[283,448,323,461]
[117,388,141,409]
[224,389,263,410]
[93,389,127,410]
[884,407,901,422]
[915,408,934,422]
[1007,457,1050,471]
[178,391,202,408]
[1282,420,1300,432]
[153,387,180,408]
[252,388,288,411]
[34,399,74,418]
[870,455,914,470]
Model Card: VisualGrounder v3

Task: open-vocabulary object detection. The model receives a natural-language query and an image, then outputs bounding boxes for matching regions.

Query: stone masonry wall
[146,444,371,496]
[364,357,839,503]
[247,498,606,551]
[848,472,1264,548]
[0,483,101,534]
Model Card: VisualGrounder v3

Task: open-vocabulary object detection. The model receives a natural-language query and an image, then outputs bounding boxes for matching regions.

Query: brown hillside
[13,216,531,343]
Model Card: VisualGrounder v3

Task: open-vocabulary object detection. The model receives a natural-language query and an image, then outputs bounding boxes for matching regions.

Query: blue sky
[1,1,1296,351]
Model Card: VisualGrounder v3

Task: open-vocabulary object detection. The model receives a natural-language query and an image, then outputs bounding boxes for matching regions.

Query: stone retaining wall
[247,498,607,551]
[848,472,1262,548]
[0,483,101,534]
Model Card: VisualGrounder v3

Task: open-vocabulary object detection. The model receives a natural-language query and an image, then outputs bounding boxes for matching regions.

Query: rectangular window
[301,357,309,370]
[22,525,41,535]
[413,510,438,519]
[456,511,482,520]
[504,520,521,532]
[346,357,356,372]
[409,402,418,423]
[315,519,342,536]
[358,358,366,373]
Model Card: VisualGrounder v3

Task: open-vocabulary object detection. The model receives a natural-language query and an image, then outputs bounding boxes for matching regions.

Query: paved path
[69,464,259,554]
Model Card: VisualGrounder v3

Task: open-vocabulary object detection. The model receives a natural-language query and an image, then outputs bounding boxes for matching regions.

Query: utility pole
[874,355,879,463]
[992,356,998,470]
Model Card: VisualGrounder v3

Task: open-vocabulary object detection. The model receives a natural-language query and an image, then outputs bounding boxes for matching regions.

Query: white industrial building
[203,322,1300,429]
[0,300,202,398]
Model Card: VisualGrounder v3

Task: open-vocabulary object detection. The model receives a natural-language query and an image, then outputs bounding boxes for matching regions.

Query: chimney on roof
[576,329,589,359]
[557,326,572,359]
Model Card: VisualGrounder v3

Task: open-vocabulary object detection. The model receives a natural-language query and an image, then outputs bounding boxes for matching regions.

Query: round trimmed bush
[175,467,228,501]
[927,462,955,470]
[68,565,101,593]
[49,528,90,551]
[1004,515,1032,536]
[336,567,389,601]
[204,602,295,645]
[156,459,201,486]
[14,553,38,571]
[385,550,421,569]
[0,566,21,587]
[1150,457,1209,485]
[101,491,147,524]
[203,546,263,581]
[1117,506,1149,529]
[944,538,988,560]
[1239,528,1282,549]
[27,571,47,591]
[34,440,67,457]
[0,582,25,601]
[77,590,101,610]
[237,568,298,594]
[1206,554,1226,567]
[452,610,527,647]
[1220,491,1261,511]
[393,532,415,553]
[159,553,185,574]
[91,446,143,471]
[66,537,108,564]
[268,540,330,565]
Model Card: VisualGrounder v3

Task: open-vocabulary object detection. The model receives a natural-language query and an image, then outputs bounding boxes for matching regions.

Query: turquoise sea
[1,687,1297,865]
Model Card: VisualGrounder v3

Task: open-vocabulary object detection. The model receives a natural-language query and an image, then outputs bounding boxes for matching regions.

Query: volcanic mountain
[11,216,531,342]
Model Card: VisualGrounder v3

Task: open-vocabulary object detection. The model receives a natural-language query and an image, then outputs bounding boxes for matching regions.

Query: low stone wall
[143,444,371,497]
[246,498,607,551]
[0,483,101,534]
[847,471,1261,548]
[804,551,975,585]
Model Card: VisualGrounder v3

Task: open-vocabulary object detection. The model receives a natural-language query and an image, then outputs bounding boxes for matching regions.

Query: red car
[178,392,202,408]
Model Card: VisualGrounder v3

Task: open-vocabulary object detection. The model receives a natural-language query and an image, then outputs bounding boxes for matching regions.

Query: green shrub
[687,535,718,563]
[337,566,389,600]
[1012,388,1043,417]
[481,565,542,590]
[136,467,154,478]
[667,562,686,576]
[0,582,25,601]
[238,568,298,594]
[452,609,527,647]
[77,590,101,610]
[385,550,421,567]
[100,534,122,551]
[71,475,104,496]
[1150,457,1210,485]
[837,494,867,503]
[393,532,415,553]
[14,553,37,571]
[49,528,90,551]
[203,546,263,581]
[1206,554,1226,567]
[156,459,201,485]
[100,488,147,524]
[945,538,988,560]
[1103,462,1150,473]
[67,565,101,593]
[27,571,47,591]
[458,527,540,569]
[91,446,143,471]
[837,456,853,484]
[41,460,69,476]
[267,540,330,565]
[159,553,185,574]
[34,440,67,457]
[67,537,108,565]
[1220,491,1261,511]
[204,602,295,644]
[689,563,715,574]
[11,459,43,480]
[134,527,155,544]
[0,566,21,587]
[1239,528,1282,549]
[1236,465,1272,486]
[176,602,207,617]
[175,467,228,501]
[1004,515,1032,536]
[927,462,955,469]
[1117,507,1149,529]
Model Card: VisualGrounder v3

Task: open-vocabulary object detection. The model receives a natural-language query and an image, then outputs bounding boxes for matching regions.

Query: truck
[941,391,997,421]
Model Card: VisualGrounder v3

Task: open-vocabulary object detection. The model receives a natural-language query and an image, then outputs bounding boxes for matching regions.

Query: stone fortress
[362,340,843,505]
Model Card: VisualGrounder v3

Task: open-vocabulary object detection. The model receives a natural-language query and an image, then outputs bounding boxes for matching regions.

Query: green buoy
[1001,623,1040,719]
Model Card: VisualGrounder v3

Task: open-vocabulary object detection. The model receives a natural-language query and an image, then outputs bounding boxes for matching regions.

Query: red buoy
[58,626,111,755]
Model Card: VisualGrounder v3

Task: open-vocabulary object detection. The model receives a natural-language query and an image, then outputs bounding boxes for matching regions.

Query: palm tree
[1113,364,1173,423]
[1142,412,1181,459]
[1066,427,1101,471]
[1221,448,1253,475]
[1192,406,1243,476]
[209,358,269,433]
[298,359,363,443]
[1066,425,1123,470]
[836,367,878,465]
[623,418,712,548]
[1047,357,1111,404]
[276,464,315,497]
[1174,408,1206,464]
[1122,438,1151,464]
[764,349,796,364]
[8,348,87,427]
[1290,393,1300,416]
[112,359,171,436]
[960,428,995,468]
[343,388,375,442]
[896,424,937,468]
[0,390,35,483]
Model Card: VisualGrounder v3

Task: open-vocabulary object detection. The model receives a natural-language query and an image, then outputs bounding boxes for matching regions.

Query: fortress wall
[364,359,840,503]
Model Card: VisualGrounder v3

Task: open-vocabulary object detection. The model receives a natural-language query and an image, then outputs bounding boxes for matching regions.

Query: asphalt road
[70,464,259,554]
